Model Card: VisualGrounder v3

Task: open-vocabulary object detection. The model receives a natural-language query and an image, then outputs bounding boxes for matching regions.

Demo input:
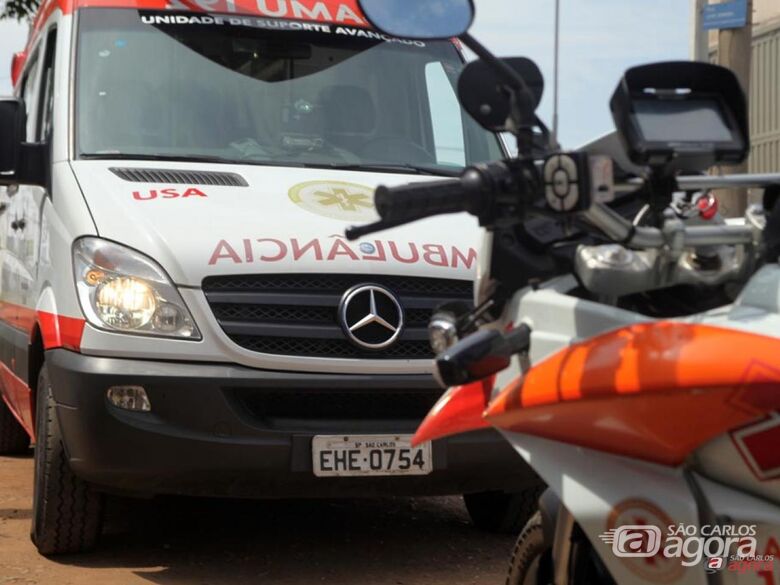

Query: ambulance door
[0,41,41,419]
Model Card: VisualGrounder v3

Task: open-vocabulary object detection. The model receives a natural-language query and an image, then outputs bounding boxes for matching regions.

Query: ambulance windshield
[76,9,503,173]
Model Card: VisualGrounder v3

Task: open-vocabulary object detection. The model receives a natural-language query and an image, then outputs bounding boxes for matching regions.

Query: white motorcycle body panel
[499,264,780,584]
[502,431,708,585]
[506,277,649,364]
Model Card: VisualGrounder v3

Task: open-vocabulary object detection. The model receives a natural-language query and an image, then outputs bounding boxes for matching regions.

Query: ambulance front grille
[202,274,473,360]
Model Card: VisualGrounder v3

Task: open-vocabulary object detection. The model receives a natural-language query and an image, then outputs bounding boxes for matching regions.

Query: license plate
[312,435,432,477]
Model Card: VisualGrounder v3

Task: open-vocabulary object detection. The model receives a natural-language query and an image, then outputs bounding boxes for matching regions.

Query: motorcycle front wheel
[505,511,551,585]
[506,512,616,585]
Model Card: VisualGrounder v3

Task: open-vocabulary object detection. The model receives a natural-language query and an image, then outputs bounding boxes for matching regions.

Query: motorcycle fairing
[500,431,709,585]
[695,414,780,506]
[412,376,494,446]
[486,321,780,466]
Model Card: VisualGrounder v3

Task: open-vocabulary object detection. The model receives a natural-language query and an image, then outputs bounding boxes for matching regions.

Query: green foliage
[1,0,40,21]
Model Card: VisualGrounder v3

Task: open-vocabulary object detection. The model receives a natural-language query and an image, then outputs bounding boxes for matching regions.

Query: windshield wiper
[314,163,462,177]
[79,154,460,176]
[82,153,235,164]
[79,153,305,167]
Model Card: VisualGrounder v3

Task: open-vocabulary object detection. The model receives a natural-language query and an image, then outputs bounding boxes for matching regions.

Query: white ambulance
[0,0,539,554]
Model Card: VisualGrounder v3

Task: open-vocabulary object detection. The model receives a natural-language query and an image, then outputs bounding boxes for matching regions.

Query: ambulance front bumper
[46,349,538,498]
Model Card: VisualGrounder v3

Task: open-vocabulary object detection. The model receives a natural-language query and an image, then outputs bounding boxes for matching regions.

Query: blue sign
[702,0,748,30]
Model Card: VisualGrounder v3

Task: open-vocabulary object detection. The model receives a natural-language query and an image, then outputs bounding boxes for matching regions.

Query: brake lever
[345,221,388,241]
[345,216,413,241]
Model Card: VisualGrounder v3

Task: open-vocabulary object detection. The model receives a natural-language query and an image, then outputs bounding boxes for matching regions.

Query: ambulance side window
[19,51,41,142]
[37,28,58,143]
[424,62,466,167]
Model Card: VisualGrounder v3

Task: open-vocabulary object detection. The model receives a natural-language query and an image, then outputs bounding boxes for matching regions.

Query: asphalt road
[0,453,516,585]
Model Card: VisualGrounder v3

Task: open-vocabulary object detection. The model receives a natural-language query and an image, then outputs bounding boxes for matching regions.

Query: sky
[0,17,28,93]
[0,0,691,147]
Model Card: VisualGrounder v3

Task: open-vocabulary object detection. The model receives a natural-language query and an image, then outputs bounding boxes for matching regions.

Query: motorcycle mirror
[357,0,475,40]
[458,57,544,133]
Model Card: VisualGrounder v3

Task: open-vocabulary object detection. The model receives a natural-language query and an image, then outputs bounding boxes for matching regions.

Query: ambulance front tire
[31,364,104,555]
[0,398,29,455]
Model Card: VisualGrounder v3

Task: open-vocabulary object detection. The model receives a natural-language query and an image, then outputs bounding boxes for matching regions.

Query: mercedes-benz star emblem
[338,284,404,350]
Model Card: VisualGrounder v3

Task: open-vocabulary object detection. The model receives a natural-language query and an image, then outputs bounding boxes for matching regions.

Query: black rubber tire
[31,365,104,555]
[506,513,616,585]
[0,398,30,455]
[464,485,544,534]
[505,511,550,585]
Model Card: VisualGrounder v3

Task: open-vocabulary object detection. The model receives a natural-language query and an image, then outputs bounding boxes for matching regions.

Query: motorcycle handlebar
[583,203,756,248]
[345,163,511,241]
[348,162,758,250]
[373,178,476,223]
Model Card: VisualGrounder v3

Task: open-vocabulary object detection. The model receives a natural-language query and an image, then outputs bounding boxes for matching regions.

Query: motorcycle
[345,1,780,584]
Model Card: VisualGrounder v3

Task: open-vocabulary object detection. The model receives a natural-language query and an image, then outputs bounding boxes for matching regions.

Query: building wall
[704,2,779,178]
[753,0,780,24]
[707,2,780,173]
[748,16,780,173]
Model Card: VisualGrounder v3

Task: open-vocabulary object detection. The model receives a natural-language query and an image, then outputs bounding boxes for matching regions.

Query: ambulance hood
[70,161,481,286]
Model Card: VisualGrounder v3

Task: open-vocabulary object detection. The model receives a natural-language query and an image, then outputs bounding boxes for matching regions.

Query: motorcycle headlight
[74,238,201,339]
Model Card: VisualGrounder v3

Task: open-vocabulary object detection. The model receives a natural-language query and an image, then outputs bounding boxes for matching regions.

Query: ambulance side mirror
[0,97,47,188]
[0,98,25,176]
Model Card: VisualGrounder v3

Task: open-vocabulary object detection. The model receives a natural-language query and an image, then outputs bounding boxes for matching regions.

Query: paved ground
[0,453,516,585]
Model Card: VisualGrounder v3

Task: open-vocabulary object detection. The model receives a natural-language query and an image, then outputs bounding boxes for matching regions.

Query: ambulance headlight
[95,277,157,329]
[73,238,201,339]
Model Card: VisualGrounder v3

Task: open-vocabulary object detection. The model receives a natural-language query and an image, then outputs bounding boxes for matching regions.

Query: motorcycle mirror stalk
[357,0,543,155]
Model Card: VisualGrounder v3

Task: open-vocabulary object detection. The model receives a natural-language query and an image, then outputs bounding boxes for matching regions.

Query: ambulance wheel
[463,486,542,534]
[0,397,29,454]
[31,365,104,555]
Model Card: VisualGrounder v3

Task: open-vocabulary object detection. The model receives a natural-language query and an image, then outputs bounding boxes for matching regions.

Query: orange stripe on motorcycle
[485,321,780,466]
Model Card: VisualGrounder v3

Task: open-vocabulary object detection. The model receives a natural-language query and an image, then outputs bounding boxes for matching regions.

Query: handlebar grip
[345,163,511,240]
[374,178,473,223]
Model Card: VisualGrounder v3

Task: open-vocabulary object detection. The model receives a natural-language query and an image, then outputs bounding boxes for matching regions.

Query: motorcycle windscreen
[485,321,780,466]
[412,376,495,446]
